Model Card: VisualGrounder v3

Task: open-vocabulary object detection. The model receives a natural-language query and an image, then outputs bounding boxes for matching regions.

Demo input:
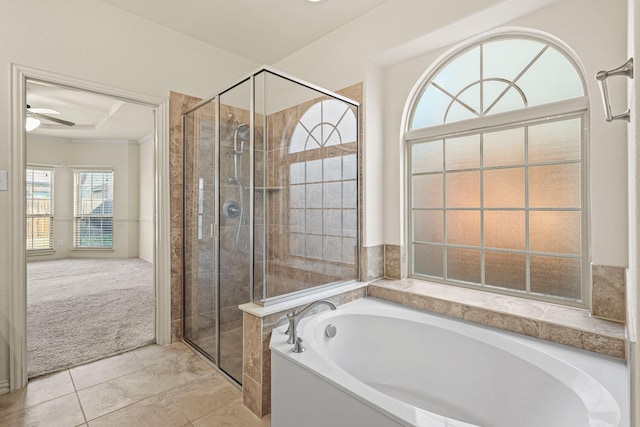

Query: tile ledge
[369,278,626,359]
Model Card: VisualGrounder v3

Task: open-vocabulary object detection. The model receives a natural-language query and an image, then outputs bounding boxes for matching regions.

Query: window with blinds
[74,170,114,248]
[26,167,54,251]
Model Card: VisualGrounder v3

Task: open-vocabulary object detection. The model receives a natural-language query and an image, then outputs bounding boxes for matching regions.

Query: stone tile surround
[241,285,368,417]
[592,264,626,323]
[368,278,626,359]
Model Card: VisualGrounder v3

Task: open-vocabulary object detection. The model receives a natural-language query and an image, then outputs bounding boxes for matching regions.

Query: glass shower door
[218,80,252,383]
[183,100,218,364]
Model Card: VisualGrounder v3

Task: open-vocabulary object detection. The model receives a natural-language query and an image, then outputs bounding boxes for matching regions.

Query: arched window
[287,99,358,265]
[405,33,588,306]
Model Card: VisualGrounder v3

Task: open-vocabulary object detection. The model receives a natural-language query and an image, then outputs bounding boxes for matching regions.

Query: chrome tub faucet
[285,300,336,352]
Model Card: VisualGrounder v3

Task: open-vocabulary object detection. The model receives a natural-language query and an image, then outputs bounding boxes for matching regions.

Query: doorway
[9,65,171,391]
[25,80,156,377]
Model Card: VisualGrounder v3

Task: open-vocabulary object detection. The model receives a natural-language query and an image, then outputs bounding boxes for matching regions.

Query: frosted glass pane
[306,159,322,182]
[483,127,525,167]
[456,83,481,115]
[414,244,443,277]
[446,171,480,208]
[485,251,526,290]
[445,101,478,123]
[411,84,451,129]
[484,168,525,208]
[413,210,443,243]
[412,140,443,173]
[482,80,510,113]
[517,47,584,106]
[323,100,347,126]
[447,248,481,283]
[528,118,581,163]
[484,211,525,250]
[530,256,581,300]
[446,210,480,246]
[300,102,322,129]
[338,110,358,143]
[483,39,545,82]
[413,174,443,208]
[306,184,322,208]
[323,123,341,147]
[530,211,581,255]
[323,156,342,182]
[343,154,357,180]
[529,163,580,208]
[343,181,357,208]
[433,46,480,96]
[445,135,480,170]
[485,87,525,115]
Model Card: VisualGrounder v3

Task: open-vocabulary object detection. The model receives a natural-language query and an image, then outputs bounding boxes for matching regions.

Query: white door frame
[9,64,172,390]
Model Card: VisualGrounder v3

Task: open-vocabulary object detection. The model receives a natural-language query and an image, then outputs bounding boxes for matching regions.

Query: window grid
[410,114,584,304]
[26,167,54,251]
[74,170,114,248]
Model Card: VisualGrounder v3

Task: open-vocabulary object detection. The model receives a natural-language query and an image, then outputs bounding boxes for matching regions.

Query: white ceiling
[27,0,391,141]
[27,80,154,142]
[98,0,391,64]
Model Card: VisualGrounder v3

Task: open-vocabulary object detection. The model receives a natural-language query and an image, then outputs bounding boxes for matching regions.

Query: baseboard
[0,380,9,395]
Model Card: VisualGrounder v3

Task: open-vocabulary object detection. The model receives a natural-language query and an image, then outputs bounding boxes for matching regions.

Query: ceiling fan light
[26,117,41,132]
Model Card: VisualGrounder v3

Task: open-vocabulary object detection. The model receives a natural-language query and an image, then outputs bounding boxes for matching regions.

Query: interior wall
[274,0,563,248]
[26,137,142,260]
[0,0,258,387]
[139,136,155,263]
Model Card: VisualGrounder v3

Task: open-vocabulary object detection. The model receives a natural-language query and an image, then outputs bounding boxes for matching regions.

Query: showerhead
[234,123,250,144]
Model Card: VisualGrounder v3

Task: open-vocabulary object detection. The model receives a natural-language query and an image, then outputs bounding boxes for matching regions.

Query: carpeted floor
[27,258,155,378]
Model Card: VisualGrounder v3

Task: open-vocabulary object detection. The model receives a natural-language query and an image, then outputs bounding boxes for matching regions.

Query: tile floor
[0,342,271,427]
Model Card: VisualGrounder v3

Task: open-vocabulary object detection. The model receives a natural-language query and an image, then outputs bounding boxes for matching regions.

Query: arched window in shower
[286,100,358,266]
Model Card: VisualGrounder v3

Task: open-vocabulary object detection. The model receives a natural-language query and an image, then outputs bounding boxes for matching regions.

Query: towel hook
[596,58,633,122]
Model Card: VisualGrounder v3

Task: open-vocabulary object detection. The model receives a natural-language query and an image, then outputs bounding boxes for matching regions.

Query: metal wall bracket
[596,58,633,122]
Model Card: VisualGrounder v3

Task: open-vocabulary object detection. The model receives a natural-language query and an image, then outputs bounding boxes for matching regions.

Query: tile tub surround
[241,284,368,417]
[592,264,626,323]
[368,279,626,359]
[383,244,404,280]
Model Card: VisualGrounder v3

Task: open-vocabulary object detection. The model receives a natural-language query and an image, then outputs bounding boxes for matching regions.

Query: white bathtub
[270,297,628,427]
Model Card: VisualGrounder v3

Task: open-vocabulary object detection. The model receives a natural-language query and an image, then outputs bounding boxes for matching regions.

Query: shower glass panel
[182,67,359,386]
[183,100,218,364]
[254,71,360,303]
[219,79,252,383]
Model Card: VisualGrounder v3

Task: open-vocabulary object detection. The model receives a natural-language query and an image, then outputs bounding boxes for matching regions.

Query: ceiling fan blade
[30,112,75,127]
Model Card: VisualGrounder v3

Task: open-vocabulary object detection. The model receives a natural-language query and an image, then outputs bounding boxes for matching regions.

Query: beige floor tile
[78,368,164,421]
[134,342,194,368]
[192,400,270,427]
[0,392,85,427]
[146,352,217,390]
[88,392,190,427]
[0,370,75,419]
[70,351,145,390]
[167,374,242,421]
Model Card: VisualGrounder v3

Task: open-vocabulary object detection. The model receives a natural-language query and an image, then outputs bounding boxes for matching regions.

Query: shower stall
[182,68,360,384]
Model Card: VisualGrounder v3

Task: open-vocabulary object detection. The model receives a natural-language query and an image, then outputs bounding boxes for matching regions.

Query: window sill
[71,248,114,252]
[368,278,626,359]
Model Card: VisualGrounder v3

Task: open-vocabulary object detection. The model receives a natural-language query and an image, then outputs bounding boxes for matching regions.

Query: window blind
[26,167,54,251]
[74,170,114,248]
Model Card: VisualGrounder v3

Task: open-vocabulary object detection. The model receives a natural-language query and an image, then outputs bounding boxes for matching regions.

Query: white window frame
[404,33,590,308]
[73,169,114,249]
[26,166,54,252]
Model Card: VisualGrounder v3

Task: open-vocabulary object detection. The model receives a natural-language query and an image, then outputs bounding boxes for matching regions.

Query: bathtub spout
[286,300,336,350]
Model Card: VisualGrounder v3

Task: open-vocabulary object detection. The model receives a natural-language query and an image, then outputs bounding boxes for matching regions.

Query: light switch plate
[0,171,7,191]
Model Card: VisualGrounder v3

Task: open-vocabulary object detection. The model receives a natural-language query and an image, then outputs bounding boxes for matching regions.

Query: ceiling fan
[26,104,75,129]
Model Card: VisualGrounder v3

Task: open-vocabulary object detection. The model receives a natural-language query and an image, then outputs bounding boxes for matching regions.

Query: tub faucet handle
[292,337,305,353]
